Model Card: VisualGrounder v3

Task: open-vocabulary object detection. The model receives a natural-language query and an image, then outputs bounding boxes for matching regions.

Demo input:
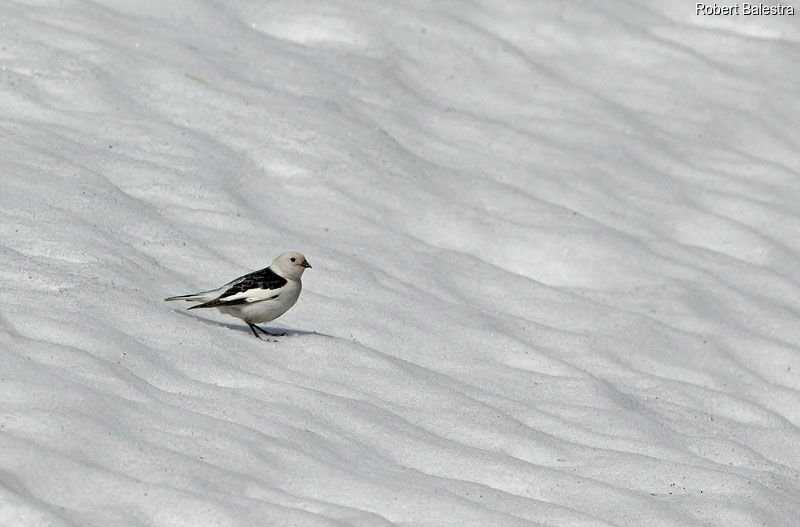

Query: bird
[165,251,311,338]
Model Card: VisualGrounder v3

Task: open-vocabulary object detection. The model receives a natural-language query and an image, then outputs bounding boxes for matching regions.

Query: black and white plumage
[165,251,312,338]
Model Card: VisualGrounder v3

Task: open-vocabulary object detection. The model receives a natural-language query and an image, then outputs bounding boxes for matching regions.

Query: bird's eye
[290,257,296,262]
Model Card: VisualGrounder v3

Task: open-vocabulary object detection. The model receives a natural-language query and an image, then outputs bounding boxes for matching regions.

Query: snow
[2,0,800,525]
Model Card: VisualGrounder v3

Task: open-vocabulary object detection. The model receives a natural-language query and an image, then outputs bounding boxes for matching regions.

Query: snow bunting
[165,251,311,338]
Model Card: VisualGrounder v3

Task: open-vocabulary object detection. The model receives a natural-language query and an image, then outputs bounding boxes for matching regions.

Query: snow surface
[2,0,800,525]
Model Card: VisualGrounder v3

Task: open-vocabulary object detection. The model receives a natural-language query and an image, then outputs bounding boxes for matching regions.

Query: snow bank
[1,0,799,525]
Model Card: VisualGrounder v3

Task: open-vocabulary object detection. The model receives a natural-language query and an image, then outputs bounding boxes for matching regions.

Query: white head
[270,251,312,280]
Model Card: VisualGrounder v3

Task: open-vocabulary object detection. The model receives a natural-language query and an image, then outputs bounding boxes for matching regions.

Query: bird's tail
[164,289,221,303]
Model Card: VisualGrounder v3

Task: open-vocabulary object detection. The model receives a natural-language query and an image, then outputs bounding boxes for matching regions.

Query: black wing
[218,267,287,299]
[187,297,250,310]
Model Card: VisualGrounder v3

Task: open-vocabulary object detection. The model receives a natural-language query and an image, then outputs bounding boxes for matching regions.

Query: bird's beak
[301,260,312,269]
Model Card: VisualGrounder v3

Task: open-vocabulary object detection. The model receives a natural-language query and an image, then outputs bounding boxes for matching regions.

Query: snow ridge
[1,1,799,525]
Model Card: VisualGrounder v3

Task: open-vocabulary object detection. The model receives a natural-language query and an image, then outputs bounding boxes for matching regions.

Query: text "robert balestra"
[696,3,795,14]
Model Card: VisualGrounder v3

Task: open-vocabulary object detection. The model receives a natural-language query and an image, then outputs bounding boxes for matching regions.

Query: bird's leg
[253,324,286,337]
[247,323,263,339]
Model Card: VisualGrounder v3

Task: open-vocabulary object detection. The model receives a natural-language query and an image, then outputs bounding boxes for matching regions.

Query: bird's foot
[248,324,262,339]
[250,323,286,338]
